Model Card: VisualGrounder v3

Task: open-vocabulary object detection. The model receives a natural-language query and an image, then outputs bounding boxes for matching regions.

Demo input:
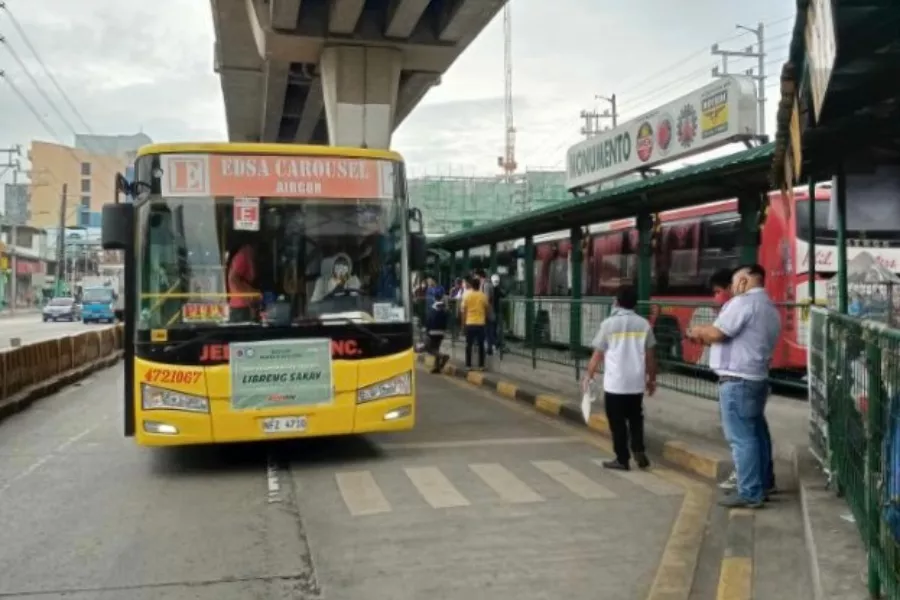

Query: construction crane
[496,2,517,182]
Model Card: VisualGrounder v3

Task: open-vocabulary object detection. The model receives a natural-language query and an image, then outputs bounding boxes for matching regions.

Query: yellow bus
[100,143,427,446]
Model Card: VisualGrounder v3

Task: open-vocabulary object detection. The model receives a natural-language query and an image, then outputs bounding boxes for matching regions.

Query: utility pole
[55,184,67,297]
[579,109,601,139]
[580,94,618,139]
[0,145,21,313]
[711,22,766,134]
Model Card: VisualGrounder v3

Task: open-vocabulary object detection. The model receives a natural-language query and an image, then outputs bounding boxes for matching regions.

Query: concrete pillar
[319,45,402,149]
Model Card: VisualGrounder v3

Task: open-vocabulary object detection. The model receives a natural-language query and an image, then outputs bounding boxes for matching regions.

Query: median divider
[0,324,125,422]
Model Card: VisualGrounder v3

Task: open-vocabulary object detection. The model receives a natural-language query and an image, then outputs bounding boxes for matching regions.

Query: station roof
[429,142,774,251]
[772,0,900,186]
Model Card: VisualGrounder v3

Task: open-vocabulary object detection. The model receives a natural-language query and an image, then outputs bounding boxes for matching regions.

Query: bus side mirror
[101,202,134,250]
[410,233,427,270]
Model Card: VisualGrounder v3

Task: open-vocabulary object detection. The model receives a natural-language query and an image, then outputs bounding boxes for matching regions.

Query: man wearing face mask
[686,264,781,508]
[710,268,734,308]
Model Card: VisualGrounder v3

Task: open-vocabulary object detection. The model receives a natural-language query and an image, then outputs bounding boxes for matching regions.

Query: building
[3,182,29,225]
[26,133,151,230]
[0,224,52,308]
[409,169,571,236]
[75,132,152,163]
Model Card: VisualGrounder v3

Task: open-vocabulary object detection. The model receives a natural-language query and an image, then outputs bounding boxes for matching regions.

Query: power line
[613,15,792,100]
[0,70,63,141]
[527,15,795,166]
[0,36,81,137]
[0,1,94,134]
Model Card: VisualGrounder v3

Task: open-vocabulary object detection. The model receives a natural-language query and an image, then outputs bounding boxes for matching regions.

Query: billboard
[565,75,760,191]
[3,183,29,225]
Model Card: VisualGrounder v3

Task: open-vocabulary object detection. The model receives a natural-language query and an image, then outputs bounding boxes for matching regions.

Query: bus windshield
[136,195,406,330]
[796,199,900,244]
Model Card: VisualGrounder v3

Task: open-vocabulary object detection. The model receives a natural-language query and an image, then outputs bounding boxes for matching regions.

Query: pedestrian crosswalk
[319,458,685,517]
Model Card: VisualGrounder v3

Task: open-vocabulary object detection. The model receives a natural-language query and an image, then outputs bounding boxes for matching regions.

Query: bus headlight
[142,384,210,413]
[357,372,412,404]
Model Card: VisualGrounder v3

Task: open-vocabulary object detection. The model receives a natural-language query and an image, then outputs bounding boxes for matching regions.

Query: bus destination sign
[159,154,395,199]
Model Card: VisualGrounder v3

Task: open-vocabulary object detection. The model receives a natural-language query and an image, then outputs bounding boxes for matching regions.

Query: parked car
[42,297,82,322]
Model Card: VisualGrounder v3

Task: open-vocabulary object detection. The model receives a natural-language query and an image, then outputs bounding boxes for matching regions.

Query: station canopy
[429,142,774,252]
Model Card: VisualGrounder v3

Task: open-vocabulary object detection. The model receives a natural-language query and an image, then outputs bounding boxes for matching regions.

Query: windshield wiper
[135,317,390,354]
[135,328,228,353]
[314,316,389,347]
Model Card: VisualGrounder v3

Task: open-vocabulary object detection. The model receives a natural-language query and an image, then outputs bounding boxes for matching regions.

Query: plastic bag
[581,378,598,423]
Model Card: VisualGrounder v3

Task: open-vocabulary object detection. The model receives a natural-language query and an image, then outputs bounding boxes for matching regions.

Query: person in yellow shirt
[461,277,491,370]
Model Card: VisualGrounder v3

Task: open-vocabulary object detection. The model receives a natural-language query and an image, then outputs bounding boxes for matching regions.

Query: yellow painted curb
[423,355,436,369]
[716,557,752,600]
[645,469,714,600]
[535,394,562,415]
[496,381,518,399]
[662,440,723,481]
[466,371,485,385]
[587,413,610,435]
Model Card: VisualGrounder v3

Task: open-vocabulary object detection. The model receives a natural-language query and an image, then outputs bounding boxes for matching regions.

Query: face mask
[713,290,731,306]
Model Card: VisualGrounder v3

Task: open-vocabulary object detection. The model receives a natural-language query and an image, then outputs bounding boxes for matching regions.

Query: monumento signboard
[565,75,760,191]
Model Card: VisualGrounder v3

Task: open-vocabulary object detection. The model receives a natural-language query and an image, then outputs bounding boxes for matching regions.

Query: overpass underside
[212,0,505,148]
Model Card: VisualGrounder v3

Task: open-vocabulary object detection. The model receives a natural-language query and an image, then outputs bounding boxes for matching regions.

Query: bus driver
[311,252,362,303]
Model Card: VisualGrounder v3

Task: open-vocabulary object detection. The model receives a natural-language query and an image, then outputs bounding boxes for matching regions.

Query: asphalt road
[0,314,113,348]
[0,366,698,600]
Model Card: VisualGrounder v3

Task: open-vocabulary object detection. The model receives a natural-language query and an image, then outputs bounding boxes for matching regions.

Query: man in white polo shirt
[584,286,657,470]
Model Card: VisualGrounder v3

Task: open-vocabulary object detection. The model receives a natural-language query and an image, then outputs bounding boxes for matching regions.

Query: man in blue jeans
[687,264,781,508]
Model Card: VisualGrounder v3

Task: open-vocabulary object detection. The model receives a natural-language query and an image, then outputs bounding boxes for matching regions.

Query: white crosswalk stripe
[404,466,471,509]
[335,471,392,516]
[332,459,683,517]
[532,460,616,499]
[470,463,544,504]
[592,460,684,496]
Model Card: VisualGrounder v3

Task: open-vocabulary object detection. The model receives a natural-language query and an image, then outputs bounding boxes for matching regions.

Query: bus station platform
[417,344,870,600]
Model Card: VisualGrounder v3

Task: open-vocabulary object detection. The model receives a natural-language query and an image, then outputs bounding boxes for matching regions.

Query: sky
[0,0,796,199]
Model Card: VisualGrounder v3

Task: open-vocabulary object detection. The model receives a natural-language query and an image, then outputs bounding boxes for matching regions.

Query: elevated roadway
[211,0,505,147]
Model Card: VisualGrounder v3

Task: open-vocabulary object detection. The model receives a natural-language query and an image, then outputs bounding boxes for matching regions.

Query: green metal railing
[417,296,809,399]
[811,309,900,598]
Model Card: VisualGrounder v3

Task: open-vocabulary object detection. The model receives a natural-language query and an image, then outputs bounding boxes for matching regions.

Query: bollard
[9,337,21,348]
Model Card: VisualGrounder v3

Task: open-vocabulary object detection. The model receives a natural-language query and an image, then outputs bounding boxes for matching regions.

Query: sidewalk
[0,308,40,319]
[428,340,873,599]
[440,341,809,468]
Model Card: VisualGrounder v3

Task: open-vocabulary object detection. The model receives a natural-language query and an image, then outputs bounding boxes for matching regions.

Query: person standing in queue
[707,266,775,494]
[461,277,490,371]
[584,286,657,470]
[686,264,781,508]
[227,238,260,322]
[425,290,449,374]
[710,267,734,308]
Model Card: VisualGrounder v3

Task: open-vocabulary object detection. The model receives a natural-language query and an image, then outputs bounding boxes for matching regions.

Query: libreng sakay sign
[565,75,760,192]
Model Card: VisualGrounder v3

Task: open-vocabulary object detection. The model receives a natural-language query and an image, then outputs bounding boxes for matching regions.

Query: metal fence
[807,307,900,597]
[419,296,809,400]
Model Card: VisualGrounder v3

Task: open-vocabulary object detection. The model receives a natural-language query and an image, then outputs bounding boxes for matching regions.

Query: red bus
[506,184,900,374]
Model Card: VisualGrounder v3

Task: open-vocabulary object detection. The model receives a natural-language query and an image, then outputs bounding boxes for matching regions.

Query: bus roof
[135,142,403,163]
[511,185,832,247]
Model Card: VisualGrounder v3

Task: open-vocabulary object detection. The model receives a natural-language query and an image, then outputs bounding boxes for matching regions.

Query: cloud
[0,0,225,155]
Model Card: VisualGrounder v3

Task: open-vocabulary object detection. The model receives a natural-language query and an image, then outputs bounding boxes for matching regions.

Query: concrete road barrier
[0,324,124,422]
